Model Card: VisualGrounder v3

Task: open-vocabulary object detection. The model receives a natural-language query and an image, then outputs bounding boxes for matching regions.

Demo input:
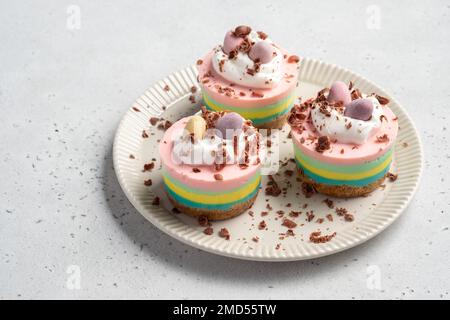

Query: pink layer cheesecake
[197,25,300,129]
[159,108,262,220]
[288,81,398,197]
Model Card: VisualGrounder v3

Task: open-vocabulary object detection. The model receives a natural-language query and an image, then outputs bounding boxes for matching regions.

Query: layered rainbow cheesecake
[159,107,262,220]
[196,25,300,129]
[288,81,398,197]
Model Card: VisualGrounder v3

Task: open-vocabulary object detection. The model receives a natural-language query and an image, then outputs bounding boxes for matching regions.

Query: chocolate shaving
[284,169,294,177]
[152,197,160,206]
[351,89,362,100]
[287,55,300,63]
[301,182,315,198]
[348,81,354,90]
[214,173,223,181]
[315,136,331,153]
[164,120,172,130]
[265,176,281,196]
[203,227,213,235]
[143,162,155,171]
[344,213,354,222]
[309,231,336,243]
[192,168,201,173]
[228,48,238,60]
[251,91,264,98]
[386,172,398,182]
[376,134,389,143]
[233,25,252,37]
[218,59,225,72]
[287,103,308,129]
[282,218,297,229]
[219,228,230,240]
[335,207,347,216]
[258,220,267,230]
[318,103,332,117]
[375,94,390,105]
[198,216,210,227]
[323,198,334,209]
[144,179,152,186]
[150,117,159,126]
[196,59,203,65]
[172,207,181,214]
[257,31,268,40]
[306,211,315,222]
[246,68,255,76]
[289,211,300,218]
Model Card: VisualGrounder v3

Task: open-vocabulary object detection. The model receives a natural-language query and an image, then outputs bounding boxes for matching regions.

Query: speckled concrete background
[0,0,449,299]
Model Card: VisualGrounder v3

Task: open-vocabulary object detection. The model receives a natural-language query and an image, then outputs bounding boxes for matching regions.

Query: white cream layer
[311,95,383,145]
[212,31,283,89]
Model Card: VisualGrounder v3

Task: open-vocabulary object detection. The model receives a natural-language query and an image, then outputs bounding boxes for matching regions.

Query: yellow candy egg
[185,115,206,140]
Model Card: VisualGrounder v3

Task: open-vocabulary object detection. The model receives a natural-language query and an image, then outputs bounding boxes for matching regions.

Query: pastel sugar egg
[327,81,352,105]
[185,115,207,139]
[223,31,244,55]
[215,112,244,139]
[344,98,374,121]
[248,41,273,64]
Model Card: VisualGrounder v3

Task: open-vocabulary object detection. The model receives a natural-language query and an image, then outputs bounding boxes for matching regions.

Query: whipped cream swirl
[311,95,383,145]
[212,31,283,89]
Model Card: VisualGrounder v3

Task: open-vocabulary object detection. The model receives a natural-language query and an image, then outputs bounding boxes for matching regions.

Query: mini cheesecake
[197,25,300,129]
[159,108,262,220]
[288,82,398,198]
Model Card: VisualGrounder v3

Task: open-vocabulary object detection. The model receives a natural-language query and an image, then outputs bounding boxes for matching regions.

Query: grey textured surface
[0,0,449,299]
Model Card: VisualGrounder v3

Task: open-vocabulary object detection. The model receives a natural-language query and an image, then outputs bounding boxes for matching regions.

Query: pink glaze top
[197,50,299,108]
[292,107,399,165]
[159,118,261,192]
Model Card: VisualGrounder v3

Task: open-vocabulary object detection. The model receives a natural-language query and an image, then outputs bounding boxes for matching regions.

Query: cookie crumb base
[297,168,386,198]
[166,192,258,220]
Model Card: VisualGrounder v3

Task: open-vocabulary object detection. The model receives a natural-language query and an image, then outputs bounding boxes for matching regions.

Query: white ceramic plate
[113,58,423,261]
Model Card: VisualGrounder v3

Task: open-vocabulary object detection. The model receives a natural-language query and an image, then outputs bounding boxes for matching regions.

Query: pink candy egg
[327,81,352,105]
[248,41,273,64]
[222,31,244,55]
[215,112,244,139]
[344,98,374,121]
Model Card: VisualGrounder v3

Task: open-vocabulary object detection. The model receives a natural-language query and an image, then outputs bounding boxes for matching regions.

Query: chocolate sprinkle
[386,172,398,182]
[203,227,213,235]
[315,136,331,153]
[219,228,230,240]
[233,25,252,37]
[309,231,336,243]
